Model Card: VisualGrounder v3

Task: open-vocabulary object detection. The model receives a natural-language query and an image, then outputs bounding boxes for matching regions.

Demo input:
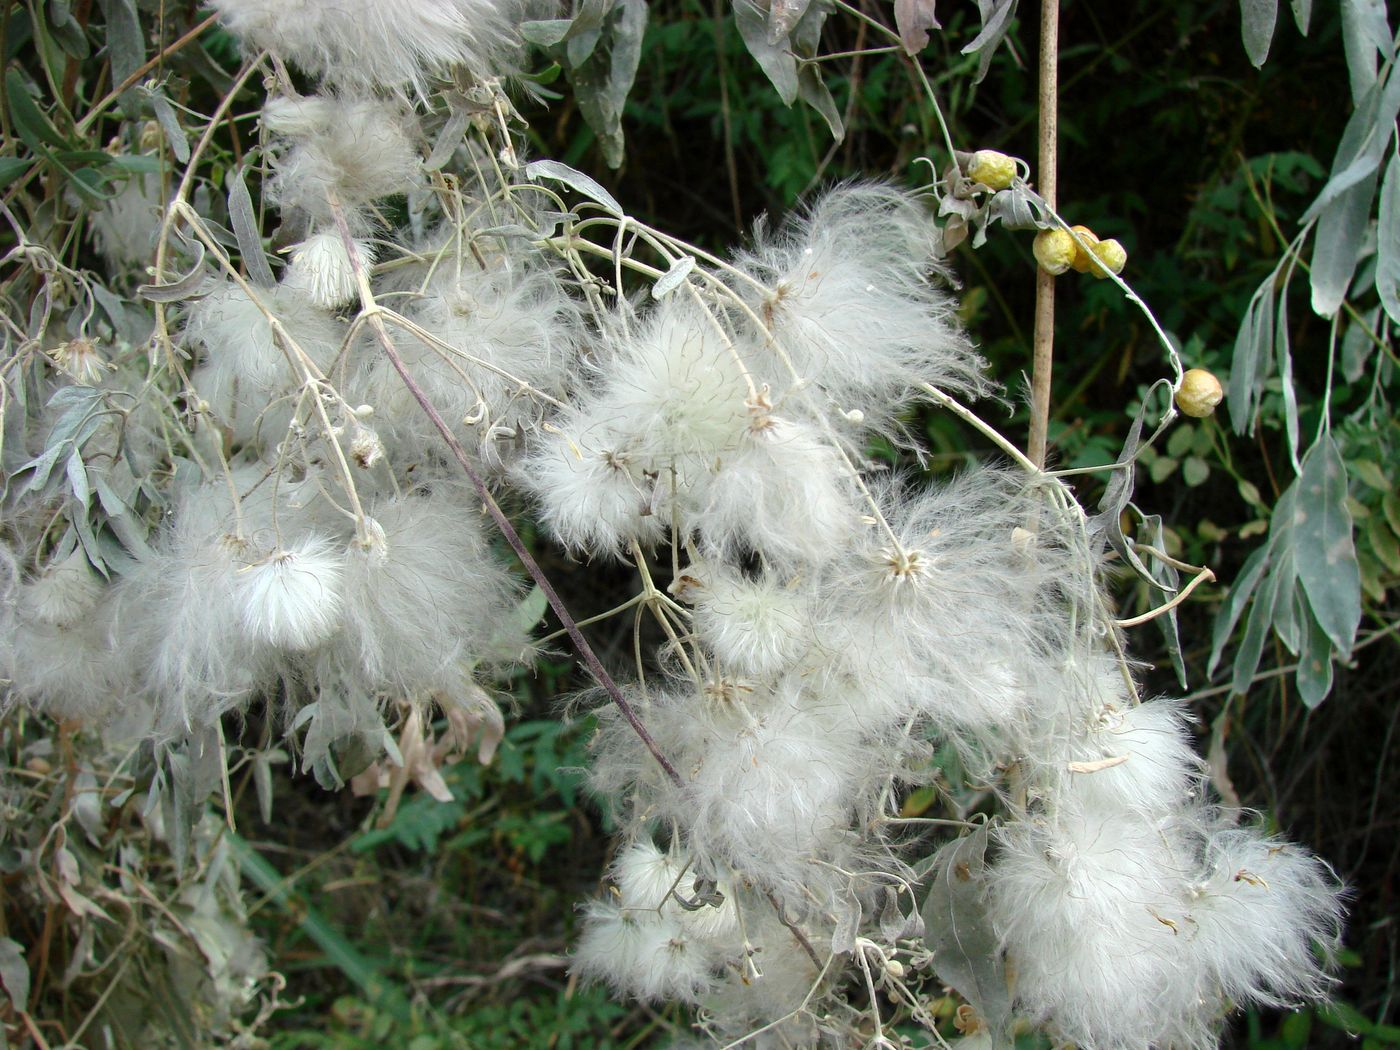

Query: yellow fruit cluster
[1033,225,1127,279]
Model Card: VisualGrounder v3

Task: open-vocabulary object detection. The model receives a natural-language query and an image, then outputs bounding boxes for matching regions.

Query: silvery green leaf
[1295,592,1335,706]
[519,18,574,45]
[1341,0,1391,102]
[1229,276,1275,434]
[0,938,28,1014]
[652,254,695,298]
[608,0,647,119]
[93,475,153,558]
[97,0,144,102]
[768,0,813,43]
[1232,544,1286,696]
[525,162,623,216]
[567,24,605,68]
[879,884,923,941]
[1240,0,1278,67]
[1274,261,1301,470]
[1290,0,1311,33]
[228,166,275,288]
[1293,434,1361,656]
[1309,168,1379,317]
[1209,538,1271,679]
[1342,306,1380,381]
[1142,512,1188,689]
[987,182,1044,230]
[1377,152,1400,326]
[253,752,275,825]
[137,238,208,302]
[147,87,190,164]
[426,101,474,171]
[510,585,549,639]
[962,0,1019,83]
[734,0,798,105]
[831,894,861,955]
[797,65,843,141]
[65,449,90,508]
[919,826,1012,1045]
[572,56,625,167]
[1299,75,1400,224]
[1267,530,1301,654]
[894,0,940,54]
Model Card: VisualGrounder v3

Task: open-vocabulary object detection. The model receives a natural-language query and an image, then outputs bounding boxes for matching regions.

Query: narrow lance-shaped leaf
[1275,258,1302,470]
[525,159,624,216]
[962,0,1020,83]
[228,165,275,288]
[1228,276,1275,435]
[1340,0,1391,103]
[1240,0,1278,67]
[1208,532,1272,678]
[1309,167,1378,318]
[1377,150,1400,326]
[1294,590,1335,707]
[0,938,29,1014]
[1290,0,1312,34]
[1293,433,1362,656]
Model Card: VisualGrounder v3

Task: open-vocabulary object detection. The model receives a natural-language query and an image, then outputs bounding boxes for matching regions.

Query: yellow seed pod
[1089,238,1128,278]
[1033,229,1076,275]
[967,149,1018,191]
[1067,226,1100,272]
[1176,368,1224,418]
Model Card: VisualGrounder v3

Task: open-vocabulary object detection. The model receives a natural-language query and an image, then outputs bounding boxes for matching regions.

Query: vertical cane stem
[1027,0,1059,469]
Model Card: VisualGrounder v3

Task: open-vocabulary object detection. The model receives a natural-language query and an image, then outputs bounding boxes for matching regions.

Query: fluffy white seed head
[263,97,421,225]
[235,536,345,651]
[184,281,345,449]
[284,231,372,309]
[690,564,812,677]
[1060,697,1205,815]
[520,419,667,557]
[361,257,581,466]
[331,485,527,692]
[1186,824,1344,1009]
[612,840,738,942]
[21,549,104,628]
[573,900,717,1004]
[732,183,987,434]
[695,417,859,570]
[88,172,163,269]
[989,809,1206,1050]
[211,0,533,93]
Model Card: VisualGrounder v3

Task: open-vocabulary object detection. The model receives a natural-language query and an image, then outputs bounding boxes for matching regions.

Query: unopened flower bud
[1089,238,1127,278]
[967,150,1018,191]
[1176,369,1224,418]
[1068,225,1100,273]
[1033,229,1076,275]
[884,958,906,978]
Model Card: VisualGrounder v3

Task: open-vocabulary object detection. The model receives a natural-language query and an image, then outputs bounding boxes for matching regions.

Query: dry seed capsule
[1089,238,1127,278]
[967,149,1018,191]
[1068,225,1100,273]
[1176,368,1224,418]
[1033,229,1076,275]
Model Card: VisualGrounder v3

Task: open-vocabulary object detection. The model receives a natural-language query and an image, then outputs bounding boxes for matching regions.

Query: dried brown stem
[1027,0,1059,469]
